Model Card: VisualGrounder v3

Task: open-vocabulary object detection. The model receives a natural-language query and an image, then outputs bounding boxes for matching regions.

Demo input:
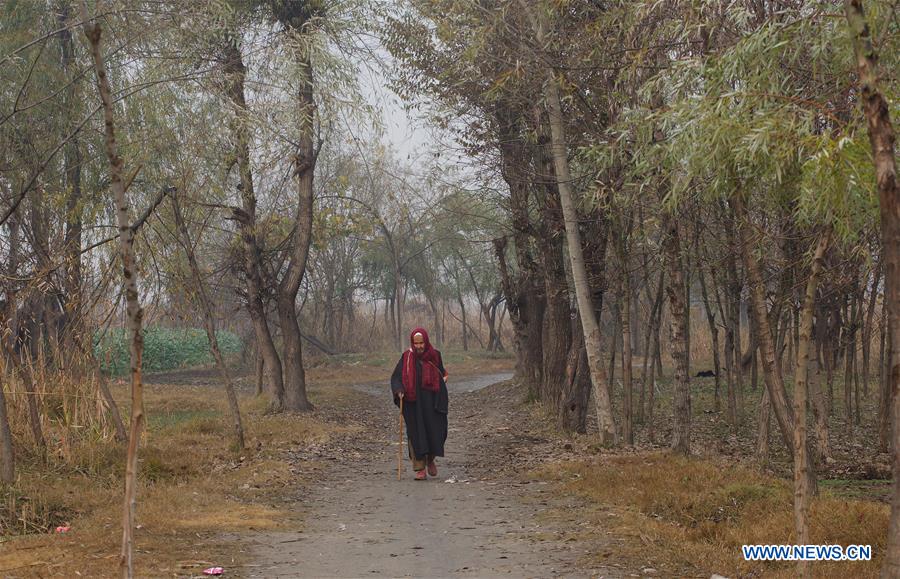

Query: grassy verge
[532,453,887,578]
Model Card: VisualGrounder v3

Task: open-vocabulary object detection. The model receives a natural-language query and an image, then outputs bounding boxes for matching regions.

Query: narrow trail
[239,373,614,578]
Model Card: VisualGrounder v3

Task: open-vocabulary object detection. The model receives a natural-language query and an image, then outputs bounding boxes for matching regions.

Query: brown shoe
[414,469,426,480]
[427,461,437,477]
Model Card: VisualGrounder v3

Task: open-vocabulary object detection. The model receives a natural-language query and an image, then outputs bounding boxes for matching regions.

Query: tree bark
[560,317,592,433]
[495,235,543,395]
[98,373,128,442]
[698,264,722,412]
[735,195,800,455]
[275,40,316,413]
[641,272,664,425]
[172,194,245,450]
[494,104,544,396]
[608,301,620,387]
[843,2,900,575]
[540,64,617,444]
[793,229,830,579]
[222,40,285,411]
[0,367,13,483]
[457,284,468,352]
[620,266,634,446]
[757,387,771,463]
[83,14,145,578]
[663,216,691,455]
[533,108,572,407]
[726,221,745,420]
[6,353,45,449]
[255,351,265,396]
[881,312,891,452]
[863,261,883,389]
[614,210,635,443]
[57,1,86,358]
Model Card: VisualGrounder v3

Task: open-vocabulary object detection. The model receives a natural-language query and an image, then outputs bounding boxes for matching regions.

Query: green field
[94,327,242,376]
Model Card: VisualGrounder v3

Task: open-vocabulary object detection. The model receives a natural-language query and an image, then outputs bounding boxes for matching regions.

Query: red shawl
[401,327,443,401]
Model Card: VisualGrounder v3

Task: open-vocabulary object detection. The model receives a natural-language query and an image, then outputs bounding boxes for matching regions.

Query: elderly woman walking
[391,327,449,480]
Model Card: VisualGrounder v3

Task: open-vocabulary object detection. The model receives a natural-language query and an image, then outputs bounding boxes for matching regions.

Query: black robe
[390,352,449,460]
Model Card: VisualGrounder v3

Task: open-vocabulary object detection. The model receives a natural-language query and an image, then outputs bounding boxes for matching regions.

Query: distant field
[94,326,242,375]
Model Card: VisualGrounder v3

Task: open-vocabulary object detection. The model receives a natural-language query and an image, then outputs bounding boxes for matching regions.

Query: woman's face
[412,333,425,353]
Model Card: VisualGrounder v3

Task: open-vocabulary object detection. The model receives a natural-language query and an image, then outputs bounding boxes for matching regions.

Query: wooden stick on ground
[397,395,404,481]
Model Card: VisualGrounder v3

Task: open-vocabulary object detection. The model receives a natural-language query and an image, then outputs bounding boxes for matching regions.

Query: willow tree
[385,0,622,434]
[841,0,900,574]
[631,0,887,545]
[81,10,145,577]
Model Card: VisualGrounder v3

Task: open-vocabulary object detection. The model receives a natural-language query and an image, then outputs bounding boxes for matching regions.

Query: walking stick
[397,394,404,481]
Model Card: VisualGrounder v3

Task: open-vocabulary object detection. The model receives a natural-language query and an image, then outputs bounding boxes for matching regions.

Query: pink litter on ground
[54,526,70,533]
[202,567,224,576]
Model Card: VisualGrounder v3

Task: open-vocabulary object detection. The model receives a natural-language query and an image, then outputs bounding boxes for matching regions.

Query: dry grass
[0,350,510,577]
[0,377,355,577]
[533,453,887,578]
[303,348,515,386]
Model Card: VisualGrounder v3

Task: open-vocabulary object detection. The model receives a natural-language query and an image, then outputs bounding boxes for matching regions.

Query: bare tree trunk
[707,251,737,430]
[495,235,544,396]
[654,320,664,377]
[0,367,12,483]
[640,273,664,425]
[540,58,617,444]
[726,220,745,421]
[756,388,770,463]
[541,268,571,406]
[497,304,507,351]
[826,310,836,413]
[458,291,468,351]
[560,318,592,433]
[57,1,85,358]
[735,196,802,458]
[881,312,891,452]
[809,371,832,462]
[487,295,502,351]
[608,300,620,387]
[222,40,285,410]
[698,264,722,411]
[255,352,264,396]
[394,271,403,350]
[751,348,759,391]
[276,46,316,413]
[533,109,572,407]
[83,14,145,578]
[7,354,45,449]
[648,333,659,445]
[172,194,245,449]
[863,262,882,390]
[794,229,830,578]
[843,2,900,574]
[98,374,127,442]
[621,281,634,445]
[844,287,859,432]
[737,195,795,442]
[663,216,691,455]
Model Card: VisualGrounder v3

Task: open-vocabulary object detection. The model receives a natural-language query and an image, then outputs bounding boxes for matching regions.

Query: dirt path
[237,374,615,578]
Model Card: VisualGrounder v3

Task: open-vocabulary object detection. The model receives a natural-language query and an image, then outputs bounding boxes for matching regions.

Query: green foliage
[94,327,242,376]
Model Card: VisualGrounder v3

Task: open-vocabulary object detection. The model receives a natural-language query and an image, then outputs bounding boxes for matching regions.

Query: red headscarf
[401,327,442,401]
